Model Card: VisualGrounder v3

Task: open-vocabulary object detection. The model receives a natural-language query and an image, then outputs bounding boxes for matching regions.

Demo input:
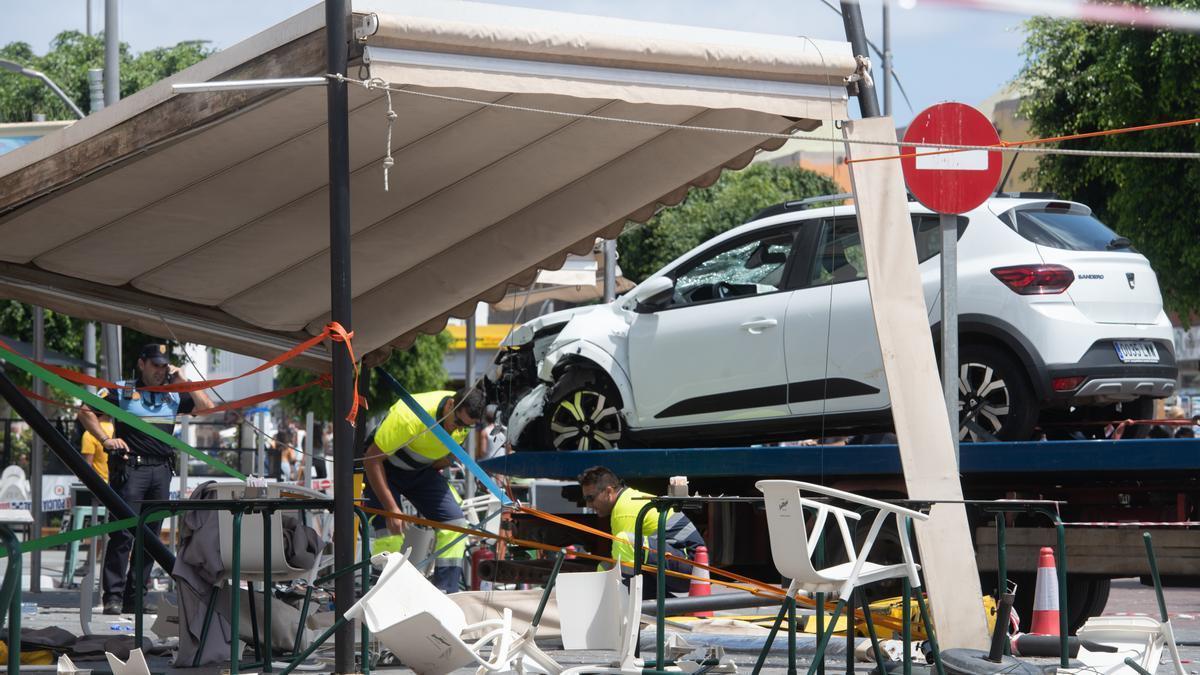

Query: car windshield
[1004,207,1129,252]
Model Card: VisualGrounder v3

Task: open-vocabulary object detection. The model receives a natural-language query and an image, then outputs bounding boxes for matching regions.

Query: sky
[0,0,1028,127]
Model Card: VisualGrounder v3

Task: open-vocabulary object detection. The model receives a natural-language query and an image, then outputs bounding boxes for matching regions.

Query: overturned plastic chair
[756,480,932,675]
[554,565,646,675]
[347,551,561,675]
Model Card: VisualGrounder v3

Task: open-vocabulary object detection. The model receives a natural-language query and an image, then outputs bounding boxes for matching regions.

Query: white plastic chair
[555,566,646,675]
[0,465,30,502]
[347,552,560,675]
[211,482,325,582]
[1075,614,1186,675]
[756,480,931,674]
[462,494,504,538]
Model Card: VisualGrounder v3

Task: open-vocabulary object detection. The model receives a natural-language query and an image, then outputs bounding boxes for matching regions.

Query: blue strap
[375,368,512,506]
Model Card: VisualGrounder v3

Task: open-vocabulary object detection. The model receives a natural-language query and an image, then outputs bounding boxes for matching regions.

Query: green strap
[0,344,246,480]
[0,510,172,558]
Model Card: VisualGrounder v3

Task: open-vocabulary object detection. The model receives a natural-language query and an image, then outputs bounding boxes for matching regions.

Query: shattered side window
[672,231,795,306]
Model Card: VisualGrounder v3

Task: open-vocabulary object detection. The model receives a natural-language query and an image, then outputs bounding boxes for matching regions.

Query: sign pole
[940,212,959,464]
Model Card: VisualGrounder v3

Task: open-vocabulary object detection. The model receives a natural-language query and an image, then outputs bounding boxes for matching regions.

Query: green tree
[277,332,455,422]
[1018,3,1200,316]
[1,31,211,122]
[1,32,214,398]
[617,163,841,282]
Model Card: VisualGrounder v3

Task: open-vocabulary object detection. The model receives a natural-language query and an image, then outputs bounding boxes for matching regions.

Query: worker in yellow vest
[578,466,706,599]
[363,388,484,593]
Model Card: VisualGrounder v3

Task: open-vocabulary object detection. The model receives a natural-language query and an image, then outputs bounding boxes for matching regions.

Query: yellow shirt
[81,420,113,482]
[374,390,469,461]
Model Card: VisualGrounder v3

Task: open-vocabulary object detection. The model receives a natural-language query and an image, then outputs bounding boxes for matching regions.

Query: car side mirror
[626,276,675,312]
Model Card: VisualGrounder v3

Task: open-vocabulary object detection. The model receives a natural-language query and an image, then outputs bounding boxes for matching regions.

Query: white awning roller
[0,1,855,370]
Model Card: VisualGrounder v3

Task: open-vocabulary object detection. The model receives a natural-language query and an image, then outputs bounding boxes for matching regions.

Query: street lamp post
[0,60,85,119]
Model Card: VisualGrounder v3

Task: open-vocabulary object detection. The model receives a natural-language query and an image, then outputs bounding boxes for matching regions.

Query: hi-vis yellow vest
[610,488,668,567]
[374,390,469,462]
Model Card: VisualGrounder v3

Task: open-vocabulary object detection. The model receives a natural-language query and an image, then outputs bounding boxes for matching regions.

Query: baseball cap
[138,343,171,365]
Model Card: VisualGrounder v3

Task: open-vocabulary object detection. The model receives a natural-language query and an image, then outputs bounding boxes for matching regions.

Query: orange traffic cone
[1030,546,1060,635]
[689,545,713,617]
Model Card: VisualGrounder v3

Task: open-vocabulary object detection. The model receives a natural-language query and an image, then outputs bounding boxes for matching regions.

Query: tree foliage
[277,332,455,422]
[617,163,841,282]
[0,31,211,122]
[1018,3,1200,316]
[0,32,212,397]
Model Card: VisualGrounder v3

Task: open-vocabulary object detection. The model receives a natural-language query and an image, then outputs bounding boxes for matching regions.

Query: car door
[786,215,888,416]
[627,226,800,429]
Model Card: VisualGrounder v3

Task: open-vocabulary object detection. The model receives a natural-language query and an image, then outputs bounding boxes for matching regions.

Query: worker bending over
[363,387,484,593]
[578,466,706,599]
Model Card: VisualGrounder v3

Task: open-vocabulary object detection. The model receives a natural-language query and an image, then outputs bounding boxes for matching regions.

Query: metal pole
[103,0,119,106]
[83,322,97,392]
[325,0,356,670]
[604,240,617,303]
[465,316,477,504]
[839,0,880,118]
[882,2,893,117]
[303,412,314,489]
[30,307,45,592]
[102,324,122,382]
[255,411,266,477]
[86,0,92,37]
[87,69,104,115]
[940,213,959,463]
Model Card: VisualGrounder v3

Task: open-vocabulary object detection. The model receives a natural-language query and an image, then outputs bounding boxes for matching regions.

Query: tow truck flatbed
[481,437,1200,480]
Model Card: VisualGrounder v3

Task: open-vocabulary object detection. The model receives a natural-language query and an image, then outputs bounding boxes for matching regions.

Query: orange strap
[0,322,354,395]
[325,322,367,425]
[17,376,330,418]
[359,503,911,630]
[845,115,1200,165]
[0,322,366,426]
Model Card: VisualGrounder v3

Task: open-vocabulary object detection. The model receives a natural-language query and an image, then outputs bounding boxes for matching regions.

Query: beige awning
[0,1,854,372]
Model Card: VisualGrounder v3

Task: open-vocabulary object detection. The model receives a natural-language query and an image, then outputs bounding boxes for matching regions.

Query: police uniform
[609,487,705,599]
[98,364,194,609]
[364,390,470,593]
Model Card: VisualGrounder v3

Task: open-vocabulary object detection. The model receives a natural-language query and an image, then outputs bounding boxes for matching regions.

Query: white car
[485,195,1177,450]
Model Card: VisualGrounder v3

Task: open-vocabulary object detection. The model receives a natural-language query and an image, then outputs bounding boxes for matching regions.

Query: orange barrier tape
[17,386,81,411]
[377,503,915,629]
[18,376,329,418]
[0,322,366,425]
[844,115,1200,165]
[325,322,367,425]
[357,501,911,630]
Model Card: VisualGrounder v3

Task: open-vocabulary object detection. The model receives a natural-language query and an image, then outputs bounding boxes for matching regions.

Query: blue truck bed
[480,438,1200,480]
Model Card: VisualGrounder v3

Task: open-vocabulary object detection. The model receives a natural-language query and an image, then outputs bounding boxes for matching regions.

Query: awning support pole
[840,0,881,118]
[325,0,356,672]
[0,368,176,573]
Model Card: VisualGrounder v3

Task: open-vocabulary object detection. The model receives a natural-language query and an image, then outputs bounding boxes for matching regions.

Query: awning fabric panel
[0,1,855,369]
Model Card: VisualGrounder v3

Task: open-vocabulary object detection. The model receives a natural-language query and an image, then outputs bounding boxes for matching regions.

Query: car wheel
[541,368,624,451]
[958,344,1037,441]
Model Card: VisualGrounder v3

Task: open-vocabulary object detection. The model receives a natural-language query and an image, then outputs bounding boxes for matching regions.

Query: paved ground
[10,550,1200,673]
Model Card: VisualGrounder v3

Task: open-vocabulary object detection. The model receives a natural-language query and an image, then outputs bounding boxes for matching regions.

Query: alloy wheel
[958,361,1012,441]
[548,390,622,450]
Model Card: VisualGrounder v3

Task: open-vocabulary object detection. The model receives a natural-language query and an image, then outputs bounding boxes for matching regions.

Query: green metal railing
[134,498,371,674]
[0,526,20,673]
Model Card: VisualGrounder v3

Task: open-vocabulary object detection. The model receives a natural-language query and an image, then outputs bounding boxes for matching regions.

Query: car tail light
[1052,376,1086,392]
[991,264,1075,295]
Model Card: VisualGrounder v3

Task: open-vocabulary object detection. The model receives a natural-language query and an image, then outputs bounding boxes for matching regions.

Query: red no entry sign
[901,102,1002,214]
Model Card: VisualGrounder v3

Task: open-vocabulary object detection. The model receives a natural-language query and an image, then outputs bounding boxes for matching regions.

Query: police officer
[578,466,706,599]
[363,387,484,593]
[76,343,214,615]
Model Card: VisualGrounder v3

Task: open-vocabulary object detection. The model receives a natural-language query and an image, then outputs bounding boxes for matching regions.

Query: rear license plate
[1114,341,1160,363]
